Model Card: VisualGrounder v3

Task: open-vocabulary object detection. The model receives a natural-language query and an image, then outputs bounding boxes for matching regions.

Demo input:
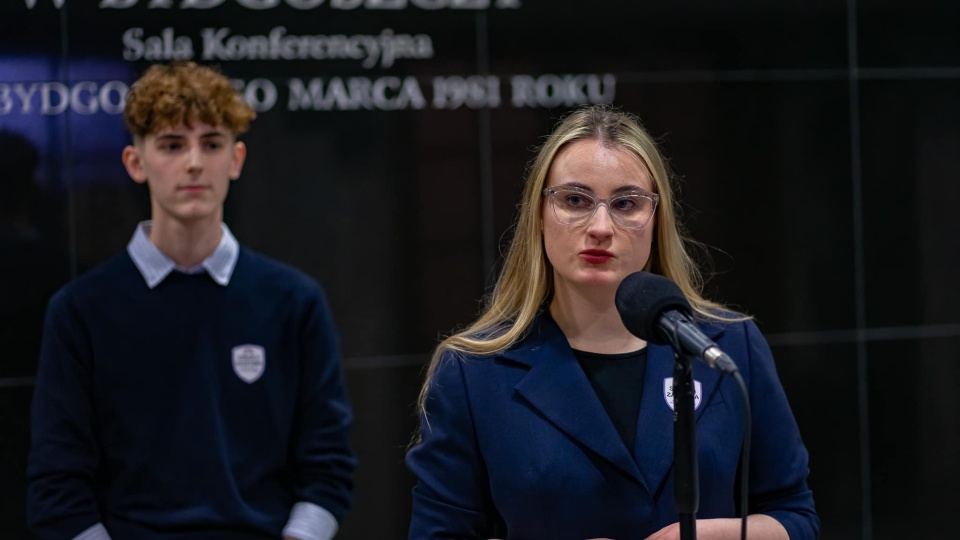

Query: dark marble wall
[1,1,957,539]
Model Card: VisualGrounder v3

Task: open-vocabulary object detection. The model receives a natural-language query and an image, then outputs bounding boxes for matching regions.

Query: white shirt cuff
[282,501,339,540]
[73,523,111,540]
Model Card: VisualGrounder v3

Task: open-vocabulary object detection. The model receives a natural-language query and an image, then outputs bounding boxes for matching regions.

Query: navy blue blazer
[407,314,818,540]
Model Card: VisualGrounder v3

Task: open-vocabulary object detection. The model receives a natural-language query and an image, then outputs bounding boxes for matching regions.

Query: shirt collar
[126,221,239,289]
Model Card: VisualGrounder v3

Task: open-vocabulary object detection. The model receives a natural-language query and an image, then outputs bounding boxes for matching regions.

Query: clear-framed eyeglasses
[543,185,659,230]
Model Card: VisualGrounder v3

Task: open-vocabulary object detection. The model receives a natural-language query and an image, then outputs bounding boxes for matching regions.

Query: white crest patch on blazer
[232,344,266,383]
[663,377,702,411]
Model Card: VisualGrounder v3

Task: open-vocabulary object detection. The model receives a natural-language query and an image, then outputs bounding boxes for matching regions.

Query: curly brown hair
[123,61,256,139]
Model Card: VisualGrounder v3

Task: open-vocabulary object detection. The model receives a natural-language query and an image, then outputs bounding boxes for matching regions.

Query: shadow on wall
[0,130,68,378]
[0,129,66,539]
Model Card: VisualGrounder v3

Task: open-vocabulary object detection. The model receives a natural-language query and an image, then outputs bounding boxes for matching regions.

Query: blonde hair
[124,61,255,139]
[417,105,745,414]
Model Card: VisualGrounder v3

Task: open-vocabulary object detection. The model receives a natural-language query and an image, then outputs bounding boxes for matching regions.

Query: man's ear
[229,141,247,181]
[122,144,147,184]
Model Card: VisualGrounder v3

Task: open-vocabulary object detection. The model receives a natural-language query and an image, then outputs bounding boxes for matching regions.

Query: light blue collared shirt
[126,221,239,288]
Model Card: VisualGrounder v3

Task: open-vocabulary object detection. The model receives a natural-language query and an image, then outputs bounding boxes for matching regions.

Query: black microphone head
[615,271,693,344]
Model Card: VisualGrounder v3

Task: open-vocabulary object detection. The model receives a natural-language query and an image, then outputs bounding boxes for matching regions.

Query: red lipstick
[580,249,613,265]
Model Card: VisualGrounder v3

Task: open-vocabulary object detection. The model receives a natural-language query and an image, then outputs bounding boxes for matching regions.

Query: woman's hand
[645,515,788,540]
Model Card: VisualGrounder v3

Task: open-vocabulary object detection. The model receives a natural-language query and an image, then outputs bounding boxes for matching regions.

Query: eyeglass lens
[550,189,655,229]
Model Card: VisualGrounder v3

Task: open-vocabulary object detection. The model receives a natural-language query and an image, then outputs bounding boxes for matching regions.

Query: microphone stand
[673,351,699,540]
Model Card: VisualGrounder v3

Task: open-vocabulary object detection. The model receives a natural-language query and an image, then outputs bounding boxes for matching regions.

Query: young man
[27,62,355,540]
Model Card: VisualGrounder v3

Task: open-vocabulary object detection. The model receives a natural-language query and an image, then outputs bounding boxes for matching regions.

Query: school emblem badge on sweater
[232,345,266,383]
[663,377,702,411]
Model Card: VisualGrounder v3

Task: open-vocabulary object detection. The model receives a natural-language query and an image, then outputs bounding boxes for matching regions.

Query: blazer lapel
[506,318,646,488]
[633,321,726,497]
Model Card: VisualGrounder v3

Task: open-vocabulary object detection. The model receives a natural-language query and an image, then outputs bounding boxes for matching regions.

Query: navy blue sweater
[27,249,355,539]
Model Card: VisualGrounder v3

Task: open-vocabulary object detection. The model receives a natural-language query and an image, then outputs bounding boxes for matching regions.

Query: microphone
[615,271,738,374]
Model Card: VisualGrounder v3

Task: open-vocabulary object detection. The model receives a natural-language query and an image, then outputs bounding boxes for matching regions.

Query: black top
[574,347,648,452]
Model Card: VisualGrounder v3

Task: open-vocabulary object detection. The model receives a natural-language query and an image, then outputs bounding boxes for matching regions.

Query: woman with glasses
[406,105,818,540]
